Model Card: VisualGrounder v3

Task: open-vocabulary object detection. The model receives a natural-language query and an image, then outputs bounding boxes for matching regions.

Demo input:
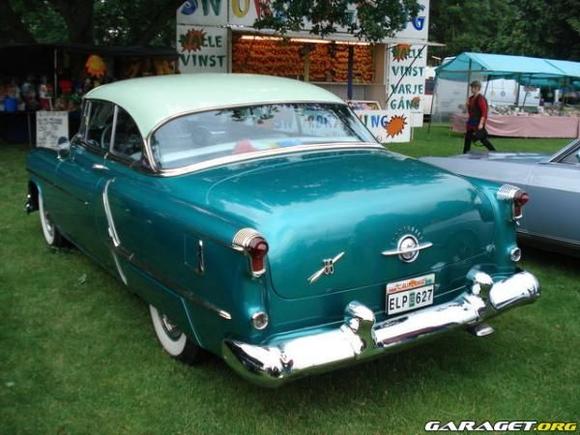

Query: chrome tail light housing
[232,228,269,278]
[497,184,529,221]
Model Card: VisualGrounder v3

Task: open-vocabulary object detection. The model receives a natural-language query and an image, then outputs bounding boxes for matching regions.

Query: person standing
[463,80,496,153]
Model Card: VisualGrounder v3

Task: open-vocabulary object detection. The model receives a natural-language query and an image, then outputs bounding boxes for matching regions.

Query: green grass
[1,127,578,434]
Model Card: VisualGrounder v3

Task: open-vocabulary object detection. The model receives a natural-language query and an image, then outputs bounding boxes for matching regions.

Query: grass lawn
[1,126,578,434]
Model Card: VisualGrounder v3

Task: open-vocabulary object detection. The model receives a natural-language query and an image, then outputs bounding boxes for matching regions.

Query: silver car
[422,140,580,255]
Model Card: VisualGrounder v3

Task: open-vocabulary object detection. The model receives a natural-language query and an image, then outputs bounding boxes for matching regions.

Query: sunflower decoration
[180,28,206,52]
[385,115,408,138]
[391,44,411,62]
[410,96,421,109]
[85,54,107,78]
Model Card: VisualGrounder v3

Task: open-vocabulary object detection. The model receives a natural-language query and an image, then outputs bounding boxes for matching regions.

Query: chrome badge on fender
[308,252,345,284]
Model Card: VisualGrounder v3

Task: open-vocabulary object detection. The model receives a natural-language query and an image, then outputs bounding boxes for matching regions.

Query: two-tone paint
[26,74,540,386]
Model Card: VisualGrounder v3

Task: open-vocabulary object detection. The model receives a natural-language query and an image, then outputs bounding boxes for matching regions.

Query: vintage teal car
[26,74,540,387]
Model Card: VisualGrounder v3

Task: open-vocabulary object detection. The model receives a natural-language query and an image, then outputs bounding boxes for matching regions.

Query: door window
[558,146,580,165]
[86,100,115,152]
[111,107,143,162]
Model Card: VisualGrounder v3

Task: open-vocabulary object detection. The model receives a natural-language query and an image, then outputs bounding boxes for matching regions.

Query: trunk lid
[197,149,496,299]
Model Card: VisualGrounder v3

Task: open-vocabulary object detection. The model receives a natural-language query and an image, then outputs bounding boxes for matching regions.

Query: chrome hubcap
[160,314,182,340]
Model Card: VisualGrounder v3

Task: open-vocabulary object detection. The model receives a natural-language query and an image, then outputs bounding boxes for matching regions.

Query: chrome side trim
[222,271,540,387]
[112,251,128,285]
[102,179,121,247]
[111,241,232,320]
[150,143,385,177]
[381,242,433,257]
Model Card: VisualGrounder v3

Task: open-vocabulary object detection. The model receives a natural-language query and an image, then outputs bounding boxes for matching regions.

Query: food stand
[0,43,176,145]
[176,0,437,144]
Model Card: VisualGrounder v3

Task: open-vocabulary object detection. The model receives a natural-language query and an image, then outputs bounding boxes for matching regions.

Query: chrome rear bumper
[222,271,540,387]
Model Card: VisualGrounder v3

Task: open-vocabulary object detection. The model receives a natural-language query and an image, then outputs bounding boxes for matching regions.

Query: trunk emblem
[308,252,345,284]
[382,235,433,263]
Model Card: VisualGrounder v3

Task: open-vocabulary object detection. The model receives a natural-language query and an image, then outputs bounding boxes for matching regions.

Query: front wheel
[149,305,206,364]
[38,189,67,247]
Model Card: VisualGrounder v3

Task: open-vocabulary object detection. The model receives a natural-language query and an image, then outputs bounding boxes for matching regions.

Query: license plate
[386,273,435,315]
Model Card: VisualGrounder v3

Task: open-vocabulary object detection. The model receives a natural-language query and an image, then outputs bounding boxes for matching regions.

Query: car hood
[172,149,497,300]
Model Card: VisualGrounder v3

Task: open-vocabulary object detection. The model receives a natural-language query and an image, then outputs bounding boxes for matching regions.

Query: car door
[94,105,155,280]
[53,99,114,257]
[524,142,580,246]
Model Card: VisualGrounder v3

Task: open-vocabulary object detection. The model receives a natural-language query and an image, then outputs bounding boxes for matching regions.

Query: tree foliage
[0,0,182,47]
[430,0,580,61]
[254,0,423,42]
[0,0,578,61]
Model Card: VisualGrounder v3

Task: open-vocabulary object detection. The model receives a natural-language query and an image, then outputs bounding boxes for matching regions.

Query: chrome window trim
[144,100,380,174]
[548,138,580,163]
[83,98,153,170]
[79,99,115,156]
[150,143,386,177]
[109,105,119,153]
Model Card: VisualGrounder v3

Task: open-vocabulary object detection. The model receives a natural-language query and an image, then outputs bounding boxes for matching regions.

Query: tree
[429,0,580,61]
[254,0,423,42]
[0,0,183,47]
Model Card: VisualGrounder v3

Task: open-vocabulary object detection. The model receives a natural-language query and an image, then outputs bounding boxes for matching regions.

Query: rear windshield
[150,103,377,170]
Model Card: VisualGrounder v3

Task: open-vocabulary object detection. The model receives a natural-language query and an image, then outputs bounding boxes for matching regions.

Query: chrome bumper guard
[222,271,540,387]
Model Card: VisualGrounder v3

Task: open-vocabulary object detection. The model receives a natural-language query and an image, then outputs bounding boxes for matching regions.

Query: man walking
[463,80,496,153]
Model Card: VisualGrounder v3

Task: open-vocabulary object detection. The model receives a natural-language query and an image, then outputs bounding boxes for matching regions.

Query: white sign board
[395,0,430,42]
[36,111,69,149]
[355,110,411,144]
[176,0,430,43]
[387,44,427,127]
[177,25,228,73]
[176,0,227,26]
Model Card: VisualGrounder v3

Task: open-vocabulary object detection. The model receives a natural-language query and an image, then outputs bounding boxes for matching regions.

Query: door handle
[92,163,110,172]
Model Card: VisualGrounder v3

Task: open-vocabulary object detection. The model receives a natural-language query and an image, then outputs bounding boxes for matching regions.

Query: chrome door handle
[92,163,109,172]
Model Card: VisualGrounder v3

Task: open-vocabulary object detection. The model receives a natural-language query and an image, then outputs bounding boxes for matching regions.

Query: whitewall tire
[149,305,205,364]
[38,189,66,247]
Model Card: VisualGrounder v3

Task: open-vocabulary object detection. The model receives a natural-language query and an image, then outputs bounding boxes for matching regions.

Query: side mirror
[576,150,580,163]
[57,136,71,160]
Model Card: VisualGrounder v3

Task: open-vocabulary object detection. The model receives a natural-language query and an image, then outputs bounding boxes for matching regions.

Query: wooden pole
[427,75,438,135]
[347,45,354,100]
[465,59,472,102]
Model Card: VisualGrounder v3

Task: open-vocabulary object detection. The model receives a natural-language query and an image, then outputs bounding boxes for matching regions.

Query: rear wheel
[38,189,66,247]
[149,305,206,364]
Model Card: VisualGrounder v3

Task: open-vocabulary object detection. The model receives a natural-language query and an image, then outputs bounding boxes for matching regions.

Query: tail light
[232,228,269,278]
[513,190,529,219]
[497,184,529,221]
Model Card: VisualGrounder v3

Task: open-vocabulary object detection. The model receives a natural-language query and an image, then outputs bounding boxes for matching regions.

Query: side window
[559,147,580,165]
[86,101,115,152]
[111,107,143,162]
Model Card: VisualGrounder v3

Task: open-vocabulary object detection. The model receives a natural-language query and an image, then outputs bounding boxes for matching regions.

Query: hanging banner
[387,44,427,128]
[36,111,69,149]
[355,110,411,144]
[177,25,228,73]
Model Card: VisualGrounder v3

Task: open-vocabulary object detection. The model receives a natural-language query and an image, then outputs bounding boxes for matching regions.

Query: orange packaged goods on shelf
[232,37,374,83]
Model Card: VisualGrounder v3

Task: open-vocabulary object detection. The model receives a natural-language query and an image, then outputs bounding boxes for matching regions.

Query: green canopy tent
[428,52,580,130]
